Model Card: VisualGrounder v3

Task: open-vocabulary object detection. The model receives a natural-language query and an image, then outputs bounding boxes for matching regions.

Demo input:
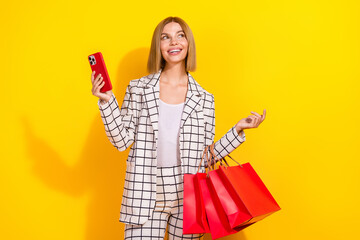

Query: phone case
[88,52,112,93]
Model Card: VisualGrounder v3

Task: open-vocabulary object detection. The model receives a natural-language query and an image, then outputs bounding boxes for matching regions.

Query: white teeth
[169,49,181,53]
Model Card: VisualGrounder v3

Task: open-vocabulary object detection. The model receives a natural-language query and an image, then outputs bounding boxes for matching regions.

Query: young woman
[91,16,266,240]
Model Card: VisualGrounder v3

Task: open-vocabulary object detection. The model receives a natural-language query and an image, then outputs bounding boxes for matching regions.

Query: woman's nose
[170,37,178,45]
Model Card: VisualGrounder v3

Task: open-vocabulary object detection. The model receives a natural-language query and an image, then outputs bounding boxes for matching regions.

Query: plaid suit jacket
[98,69,246,225]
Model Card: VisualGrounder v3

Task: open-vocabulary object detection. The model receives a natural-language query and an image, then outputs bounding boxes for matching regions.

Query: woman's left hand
[235,109,266,133]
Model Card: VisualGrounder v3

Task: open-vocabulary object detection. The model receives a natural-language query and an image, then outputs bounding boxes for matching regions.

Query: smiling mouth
[168,49,182,55]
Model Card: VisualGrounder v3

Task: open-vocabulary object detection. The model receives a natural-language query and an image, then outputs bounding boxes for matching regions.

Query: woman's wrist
[100,96,111,105]
[235,125,243,134]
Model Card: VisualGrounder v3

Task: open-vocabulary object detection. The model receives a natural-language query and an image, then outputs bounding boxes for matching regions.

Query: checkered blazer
[98,69,246,225]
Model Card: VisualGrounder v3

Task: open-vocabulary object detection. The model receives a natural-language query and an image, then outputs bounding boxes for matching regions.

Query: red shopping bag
[208,167,254,229]
[183,173,210,234]
[208,144,281,229]
[198,172,239,239]
[219,161,281,226]
[183,147,210,234]
[207,144,253,229]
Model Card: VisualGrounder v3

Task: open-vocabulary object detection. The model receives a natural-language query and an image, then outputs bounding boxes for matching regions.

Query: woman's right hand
[91,71,112,104]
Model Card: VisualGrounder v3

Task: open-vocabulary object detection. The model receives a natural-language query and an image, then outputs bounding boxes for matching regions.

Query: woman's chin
[163,58,187,66]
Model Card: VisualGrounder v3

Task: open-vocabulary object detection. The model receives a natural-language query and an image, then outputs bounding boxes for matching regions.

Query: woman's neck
[161,62,188,85]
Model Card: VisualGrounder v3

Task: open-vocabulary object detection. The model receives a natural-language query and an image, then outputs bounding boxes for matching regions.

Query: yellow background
[1,0,359,239]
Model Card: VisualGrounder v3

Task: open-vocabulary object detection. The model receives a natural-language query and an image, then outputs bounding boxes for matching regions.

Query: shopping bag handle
[209,143,225,169]
[223,154,243,167]
[208,143,243,168]
[197,145,214,173]
[197,142,243,174]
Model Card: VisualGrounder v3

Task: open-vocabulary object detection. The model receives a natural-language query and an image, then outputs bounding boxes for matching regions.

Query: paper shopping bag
[207,143,281,229]
[198,172,239,239]
[218,160,281,227]
[208,168,253,228]
[183,173,210,234]
[183,146,210,234]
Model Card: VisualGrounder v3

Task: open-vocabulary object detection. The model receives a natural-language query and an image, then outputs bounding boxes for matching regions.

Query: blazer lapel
[180,73,203,129]
[143,71,161,141]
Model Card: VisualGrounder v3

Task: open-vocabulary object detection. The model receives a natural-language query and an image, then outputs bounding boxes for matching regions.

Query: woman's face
[160,22,189,66]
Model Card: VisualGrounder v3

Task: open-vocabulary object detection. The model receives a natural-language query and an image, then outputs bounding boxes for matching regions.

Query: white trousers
[124,165,203,240]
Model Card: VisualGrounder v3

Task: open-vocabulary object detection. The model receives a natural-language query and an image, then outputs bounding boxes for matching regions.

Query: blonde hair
[147,16,196,73]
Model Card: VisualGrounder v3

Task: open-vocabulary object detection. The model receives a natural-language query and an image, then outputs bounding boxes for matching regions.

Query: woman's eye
[161,35,168,40]
[178,34,185,38]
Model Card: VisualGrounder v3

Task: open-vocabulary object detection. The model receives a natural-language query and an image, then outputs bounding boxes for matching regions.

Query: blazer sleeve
[206,94,246,161]
[213,124,246,160]
[98,82,139,152]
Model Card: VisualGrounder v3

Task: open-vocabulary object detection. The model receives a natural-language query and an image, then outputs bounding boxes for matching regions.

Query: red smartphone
[88,52,112,93]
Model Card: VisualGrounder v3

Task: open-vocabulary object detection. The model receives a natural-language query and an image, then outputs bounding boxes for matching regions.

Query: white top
[157,99,185,167]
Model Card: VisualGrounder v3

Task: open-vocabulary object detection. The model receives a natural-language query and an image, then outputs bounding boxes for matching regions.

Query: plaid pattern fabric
[124,165,203,239]
[98,69,246,225]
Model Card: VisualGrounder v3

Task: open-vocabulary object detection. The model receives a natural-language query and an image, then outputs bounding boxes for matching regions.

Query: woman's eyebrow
[161,30,185,35]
